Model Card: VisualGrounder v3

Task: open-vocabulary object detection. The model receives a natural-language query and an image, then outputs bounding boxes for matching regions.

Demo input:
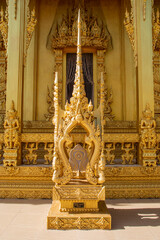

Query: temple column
[5,0,26,165]
[136,0,154,120]
[135,0,154,165]
[6,0,25,122]
[23,0,38,121]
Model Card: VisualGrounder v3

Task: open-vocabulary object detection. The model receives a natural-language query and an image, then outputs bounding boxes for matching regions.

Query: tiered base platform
[47,200,111,230]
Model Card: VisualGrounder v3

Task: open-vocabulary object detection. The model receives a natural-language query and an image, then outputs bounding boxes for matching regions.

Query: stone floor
[0,198,160,240]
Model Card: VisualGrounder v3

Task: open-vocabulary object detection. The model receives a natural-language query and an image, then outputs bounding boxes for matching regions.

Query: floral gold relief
[0,3,8,50]
[124,1,137,66]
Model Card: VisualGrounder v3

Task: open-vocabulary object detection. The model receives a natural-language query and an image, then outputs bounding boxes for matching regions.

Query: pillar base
[47,200,111,230]
[3,149,18,167]
[142,149,157,167]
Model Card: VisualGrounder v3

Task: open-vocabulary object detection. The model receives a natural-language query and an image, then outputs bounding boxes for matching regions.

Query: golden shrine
[0,0,160,230]
[47,10,111,229]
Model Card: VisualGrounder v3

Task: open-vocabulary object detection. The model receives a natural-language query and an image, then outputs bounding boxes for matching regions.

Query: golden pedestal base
[47,200,111,230]
[53,184,106,213]
[3,148,18,167]
[143,149,157,167]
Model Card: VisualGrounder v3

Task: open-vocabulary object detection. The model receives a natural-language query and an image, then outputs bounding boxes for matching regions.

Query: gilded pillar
[6,0,26,165]
[97,50,106,107]
[6,0,25,120]
[54,49,63,107]
[23,0,37,121]
[136,0,154,120]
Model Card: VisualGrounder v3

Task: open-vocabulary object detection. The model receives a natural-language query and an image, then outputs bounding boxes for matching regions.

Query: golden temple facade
[0,0,160,202]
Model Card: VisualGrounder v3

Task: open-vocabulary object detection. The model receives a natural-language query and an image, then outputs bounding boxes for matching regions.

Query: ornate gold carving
[96,50,114,112]
[3,101,20,166]
[104,133,139,142]
[1,165,160,180]
[52,73,73,185]
[0,60,6,114]
[104,143,115,164]
[51,7,111,50]
[48,10,109,230]
[0,32,4,50]
[52,185,105,213]
[21,133,54,142]
[14,0,17,20]
[152,8,160,50]
[104,88,114,121]
[4,101,19,149]
[105,166,160,178]
[44,86,55,121]
[143,0,147,21]
[0,3,8,50]
[0,188,52,199]
[48,215,111,230]
[25,5,37,61]
[0,143,2,163]
[97,50,105,106]
[143,159,157,167]
[140,166,157,175]
[153,52,160,114]
[53,186,105,201]
[54,50,63,107]
[44,143,54,165]
[140,104,157,166]
[0,166,53,177]
[47,201,111,229]
[105,187,160,199]
[1,166,160,199]
[121,143,134,165]
[124,2,137,66]
[0,134,3,143]
[22,121,53,132]
[45,50,63,112]
[24,142,38,165]
[49,5,113,110]
[4,166,20,175]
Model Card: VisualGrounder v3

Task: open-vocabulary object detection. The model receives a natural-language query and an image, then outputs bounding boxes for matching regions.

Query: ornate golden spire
[64,9,93,124]
[71,9,86,103]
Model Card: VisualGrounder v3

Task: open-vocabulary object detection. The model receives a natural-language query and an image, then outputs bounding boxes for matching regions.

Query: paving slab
[0,199,160,240]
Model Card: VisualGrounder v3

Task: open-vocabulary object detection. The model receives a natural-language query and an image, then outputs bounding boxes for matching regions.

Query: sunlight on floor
[0,199,160,240]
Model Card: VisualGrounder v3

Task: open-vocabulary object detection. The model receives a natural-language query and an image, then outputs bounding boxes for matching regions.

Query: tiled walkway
[0,199,160,240]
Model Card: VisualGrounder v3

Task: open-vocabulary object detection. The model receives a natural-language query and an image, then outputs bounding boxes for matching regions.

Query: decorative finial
[71,8,86,104]
[6,100,17,119]
[11,100,15,110]
[76,8,83,95]
[142,103,153,119]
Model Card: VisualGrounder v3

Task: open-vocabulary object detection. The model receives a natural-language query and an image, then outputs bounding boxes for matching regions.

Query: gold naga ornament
[47,9,111,230]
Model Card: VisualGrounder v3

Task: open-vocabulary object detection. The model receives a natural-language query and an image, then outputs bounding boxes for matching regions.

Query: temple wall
[23,0,137,121]
[36,0,58,121]
[102,0,136,121]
